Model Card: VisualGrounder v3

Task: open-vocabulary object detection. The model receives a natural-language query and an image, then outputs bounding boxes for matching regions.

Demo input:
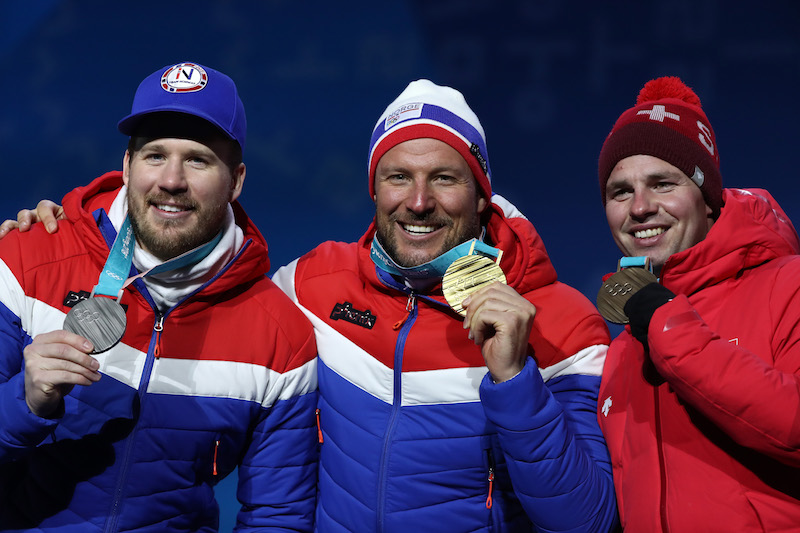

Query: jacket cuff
[0,373,58,447]
[480,357,554,431]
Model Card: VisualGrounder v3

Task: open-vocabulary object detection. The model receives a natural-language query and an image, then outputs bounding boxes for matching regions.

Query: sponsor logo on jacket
[330,302,376,329]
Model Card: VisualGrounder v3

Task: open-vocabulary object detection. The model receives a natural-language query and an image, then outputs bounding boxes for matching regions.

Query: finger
[462,283,523,326]
[32,329,94,351]
[27,330,97,366]
[31,360,102,386]
[16,208,37,231]
[463,287,535,344]
[0,219,20,239]
[36,199,62,234]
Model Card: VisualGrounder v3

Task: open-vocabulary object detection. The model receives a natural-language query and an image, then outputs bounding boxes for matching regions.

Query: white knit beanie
[367,79,492,200]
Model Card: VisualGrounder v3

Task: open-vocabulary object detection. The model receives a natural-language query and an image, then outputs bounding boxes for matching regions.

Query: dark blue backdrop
[2,1,798,530]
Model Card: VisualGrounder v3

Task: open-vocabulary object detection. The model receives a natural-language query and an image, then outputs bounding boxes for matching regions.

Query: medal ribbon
[92,215,223,300]
[370,237,502,280]
[619,256,650,269]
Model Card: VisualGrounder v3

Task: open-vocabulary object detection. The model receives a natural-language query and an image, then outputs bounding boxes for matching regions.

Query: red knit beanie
[598,76,723,215]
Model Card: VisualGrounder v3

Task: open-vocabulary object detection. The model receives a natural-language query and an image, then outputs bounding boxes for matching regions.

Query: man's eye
[609,189,631,200]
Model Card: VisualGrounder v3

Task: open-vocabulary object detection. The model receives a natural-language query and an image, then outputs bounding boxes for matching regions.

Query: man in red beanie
[597,76,800,531]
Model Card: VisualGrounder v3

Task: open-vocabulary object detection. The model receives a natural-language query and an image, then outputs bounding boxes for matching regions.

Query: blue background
[2,1,798,530]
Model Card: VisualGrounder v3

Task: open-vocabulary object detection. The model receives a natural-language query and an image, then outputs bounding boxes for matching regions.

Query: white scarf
[107,186,245,312]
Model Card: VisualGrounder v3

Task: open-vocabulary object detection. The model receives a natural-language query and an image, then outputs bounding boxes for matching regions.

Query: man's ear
[122,150,131,186]
[229,163,246,203]
[477,194,488,214]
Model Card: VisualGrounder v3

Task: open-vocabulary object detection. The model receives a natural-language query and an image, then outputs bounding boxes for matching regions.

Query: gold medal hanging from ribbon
[596,257,658,324]
[443,241,506,317]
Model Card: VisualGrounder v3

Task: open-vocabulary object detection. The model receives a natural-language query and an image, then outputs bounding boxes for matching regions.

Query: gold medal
[443,253,506,317]
[596,266,658,324]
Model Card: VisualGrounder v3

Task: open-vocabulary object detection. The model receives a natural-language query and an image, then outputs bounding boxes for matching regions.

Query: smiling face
[123,136,245,260]
[604,154,714,274]
[373,138,488,267]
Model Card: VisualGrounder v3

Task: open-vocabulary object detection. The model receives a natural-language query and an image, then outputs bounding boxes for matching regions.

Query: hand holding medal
[443,241,537,383]
[596,257,658,324]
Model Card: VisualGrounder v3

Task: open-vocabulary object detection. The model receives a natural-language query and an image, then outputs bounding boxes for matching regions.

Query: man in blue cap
[0,62,318,532]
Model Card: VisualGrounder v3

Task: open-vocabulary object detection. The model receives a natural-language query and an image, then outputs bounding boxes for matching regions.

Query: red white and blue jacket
[273,195,618,532]
[599,189,800,532]
[0,172,319,532]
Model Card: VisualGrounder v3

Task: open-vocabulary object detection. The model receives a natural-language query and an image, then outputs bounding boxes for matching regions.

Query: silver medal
[64,297,127,354]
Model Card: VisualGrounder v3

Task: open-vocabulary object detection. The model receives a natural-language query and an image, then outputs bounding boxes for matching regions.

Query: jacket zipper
[392,294,417,330]
[656,385,669,532]
[99,233,254,531]
[153,314,164,358]
[104,312,165,532]
[376,293,417,533]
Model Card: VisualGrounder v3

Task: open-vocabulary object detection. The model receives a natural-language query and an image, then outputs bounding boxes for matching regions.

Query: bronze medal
[596,267,658,324]
[443,255,507,317]
[64,297,127,354]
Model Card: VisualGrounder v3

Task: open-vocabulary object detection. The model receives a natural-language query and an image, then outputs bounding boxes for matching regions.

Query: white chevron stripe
[0,259,314,407]
[273,260,607,407]
[148,356,317,407]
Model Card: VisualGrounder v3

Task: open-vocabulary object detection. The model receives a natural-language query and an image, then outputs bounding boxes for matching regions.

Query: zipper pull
[486,449,495,509]
[486,467,494,509]
[213,439,220,477]
[316,408,324,444]
[153,314,164,358]
[392,294,417,330]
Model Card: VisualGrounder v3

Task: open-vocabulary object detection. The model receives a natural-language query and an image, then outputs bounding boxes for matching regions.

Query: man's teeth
[403,224,435,235]
[157,204,186,213]
[634,227,665,239]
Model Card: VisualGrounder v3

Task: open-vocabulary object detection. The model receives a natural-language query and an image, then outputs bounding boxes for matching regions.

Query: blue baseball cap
[118,61,247,152]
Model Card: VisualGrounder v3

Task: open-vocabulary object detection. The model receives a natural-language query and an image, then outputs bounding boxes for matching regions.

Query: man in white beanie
[10,80,619,532]
[276,79,618,532]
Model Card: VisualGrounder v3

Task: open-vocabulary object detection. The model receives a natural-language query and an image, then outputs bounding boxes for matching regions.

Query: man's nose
[630,188,657,220]
[158,159,188,192]
[405,179,435,214]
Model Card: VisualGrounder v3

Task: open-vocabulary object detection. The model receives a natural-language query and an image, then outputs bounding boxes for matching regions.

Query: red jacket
[599,188,800,532]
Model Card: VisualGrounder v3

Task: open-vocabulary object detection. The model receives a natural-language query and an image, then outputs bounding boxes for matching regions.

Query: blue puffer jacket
[0,172,319,532]
[274,195,618,532]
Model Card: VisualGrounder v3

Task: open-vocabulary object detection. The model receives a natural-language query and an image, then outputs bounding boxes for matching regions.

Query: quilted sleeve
[647,265,800,466]
[234,389,319,532]
[0,255,59,464]
[233,306,319,532]
[480,350,619,533]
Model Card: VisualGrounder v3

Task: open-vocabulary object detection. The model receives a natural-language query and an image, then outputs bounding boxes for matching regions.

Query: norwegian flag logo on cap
[161,62,208,93]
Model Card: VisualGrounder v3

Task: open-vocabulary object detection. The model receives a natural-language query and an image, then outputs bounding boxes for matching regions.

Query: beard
[127,189,230,260]
[375,210,482,268]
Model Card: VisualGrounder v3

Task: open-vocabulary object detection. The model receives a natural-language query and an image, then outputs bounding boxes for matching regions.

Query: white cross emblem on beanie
[637,104,680,123]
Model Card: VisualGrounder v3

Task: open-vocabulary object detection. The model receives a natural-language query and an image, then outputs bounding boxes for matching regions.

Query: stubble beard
[375,211,482,268]
[127,190,229,261]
